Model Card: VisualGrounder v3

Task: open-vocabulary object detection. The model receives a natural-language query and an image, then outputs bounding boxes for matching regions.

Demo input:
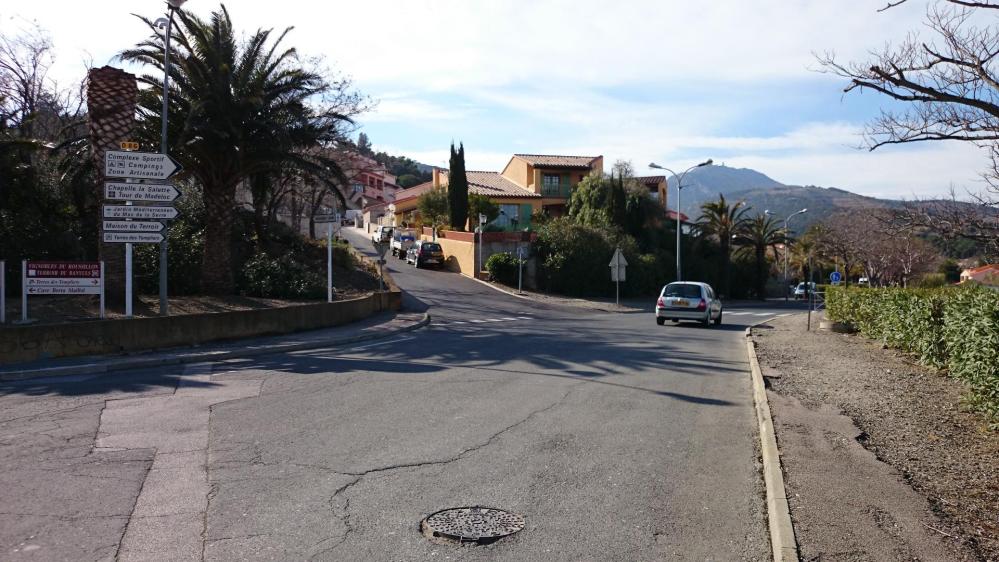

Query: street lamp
[153,0,188,316]
[766,208,807,302]
[649,159,712,281]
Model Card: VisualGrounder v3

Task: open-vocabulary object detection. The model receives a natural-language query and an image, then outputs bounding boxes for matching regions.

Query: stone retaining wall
[0,291,401,365]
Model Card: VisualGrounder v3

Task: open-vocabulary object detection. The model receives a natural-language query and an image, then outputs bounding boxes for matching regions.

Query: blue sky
[2,0,990,199]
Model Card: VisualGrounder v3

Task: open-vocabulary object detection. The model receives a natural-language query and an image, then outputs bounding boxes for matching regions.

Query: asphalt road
[0,227,807,561]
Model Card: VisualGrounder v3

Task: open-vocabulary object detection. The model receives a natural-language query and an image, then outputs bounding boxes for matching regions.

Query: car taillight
[696,299,707,311]
[657,297,665,308]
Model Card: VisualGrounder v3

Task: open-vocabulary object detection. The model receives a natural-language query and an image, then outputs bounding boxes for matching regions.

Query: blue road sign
[830,271,842,284]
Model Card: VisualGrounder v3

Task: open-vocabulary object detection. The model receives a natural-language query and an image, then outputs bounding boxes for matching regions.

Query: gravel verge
[753,313,997,561]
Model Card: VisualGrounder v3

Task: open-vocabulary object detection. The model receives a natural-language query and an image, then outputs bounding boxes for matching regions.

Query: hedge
[485,252,519,286]
[826,285,999,422]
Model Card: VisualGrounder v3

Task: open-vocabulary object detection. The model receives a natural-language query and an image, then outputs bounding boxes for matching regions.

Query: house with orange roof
[387,153,603,229]
[960,264,999,286]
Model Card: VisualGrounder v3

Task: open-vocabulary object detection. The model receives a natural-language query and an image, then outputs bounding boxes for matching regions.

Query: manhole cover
[420,507,525,544]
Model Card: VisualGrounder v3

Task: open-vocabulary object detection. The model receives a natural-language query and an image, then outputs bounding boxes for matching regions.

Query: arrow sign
[103,205,178,220]
[103,220,165,232]
[105,182,180,202]
[608,248,628,268]
[103,232,165,244]
[104,150,182,180]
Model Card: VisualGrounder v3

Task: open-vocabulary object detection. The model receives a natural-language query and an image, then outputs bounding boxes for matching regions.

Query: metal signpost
[104,149,182,318]
[517,245,528,294]
[609,247,628,306]
[1,260,5,324]
[374,242,390,291]
[477,213,487,278]
[21,260,105,321]
[314,213,338,303]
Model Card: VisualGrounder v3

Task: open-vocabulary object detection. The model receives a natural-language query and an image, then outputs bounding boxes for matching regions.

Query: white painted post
[21,260,27,323]
[327,221,333,303]
[100,261,106,320]
[0,260,5,324]
[125,243,133,318]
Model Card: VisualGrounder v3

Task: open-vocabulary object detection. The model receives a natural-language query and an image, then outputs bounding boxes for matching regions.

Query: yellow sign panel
[120,141,140,151]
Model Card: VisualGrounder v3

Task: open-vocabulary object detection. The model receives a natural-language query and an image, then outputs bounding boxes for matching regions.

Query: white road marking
[753,312,775,317]
[346,336,414,351]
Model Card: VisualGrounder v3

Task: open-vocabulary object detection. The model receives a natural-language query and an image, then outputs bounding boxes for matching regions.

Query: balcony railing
[541,183,571,197]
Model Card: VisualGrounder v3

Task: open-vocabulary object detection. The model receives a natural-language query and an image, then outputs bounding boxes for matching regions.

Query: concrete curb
[463,274,532,300]
[0,313,431,383]
[745,325,799,562]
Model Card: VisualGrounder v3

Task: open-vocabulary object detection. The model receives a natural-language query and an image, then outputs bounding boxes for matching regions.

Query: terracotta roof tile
[464,171,540,198]
[635,175,666,185]
[391,181,436,203]
[514,154,600,169]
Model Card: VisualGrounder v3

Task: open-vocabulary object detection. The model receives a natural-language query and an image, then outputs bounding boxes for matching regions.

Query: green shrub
[486,252,520,286]
[827,285,999,423]
[239,252,325,299]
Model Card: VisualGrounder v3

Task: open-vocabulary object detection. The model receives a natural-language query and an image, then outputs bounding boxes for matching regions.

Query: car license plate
[425,259,438,264]
[674,299,688,306]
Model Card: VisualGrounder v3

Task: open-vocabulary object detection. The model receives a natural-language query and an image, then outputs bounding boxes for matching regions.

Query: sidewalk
[752,313,997,561]
[0,311,429,381]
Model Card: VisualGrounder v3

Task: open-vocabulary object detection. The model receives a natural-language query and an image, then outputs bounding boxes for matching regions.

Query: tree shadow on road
[211,318,747,406]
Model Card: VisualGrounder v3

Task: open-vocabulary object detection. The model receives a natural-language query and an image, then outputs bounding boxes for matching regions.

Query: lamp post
[649,159,712,282]
[766,208,807,302]
[154,0,187,316]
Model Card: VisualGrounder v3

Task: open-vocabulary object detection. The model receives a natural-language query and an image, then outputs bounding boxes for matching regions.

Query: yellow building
[389,153,603,229]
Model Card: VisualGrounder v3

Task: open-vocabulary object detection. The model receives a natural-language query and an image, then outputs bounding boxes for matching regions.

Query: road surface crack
[314,386,577,556]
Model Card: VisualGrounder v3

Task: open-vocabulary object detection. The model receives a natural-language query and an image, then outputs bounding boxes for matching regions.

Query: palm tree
[698,194,748,297]
[120,5,355,293]
[734,214,784,299]
[789,226,823,285]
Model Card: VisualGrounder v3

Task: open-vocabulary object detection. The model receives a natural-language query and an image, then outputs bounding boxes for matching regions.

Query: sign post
[0,260,5,324]
[21,260,27,323]
[104,150,181,318]
[327,221,333,303]
[609,247,628,306]
[517,245,528,294]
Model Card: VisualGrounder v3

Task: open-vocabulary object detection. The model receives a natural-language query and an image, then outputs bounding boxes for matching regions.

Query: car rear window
[422,243,442,252]
[664,284,702,298]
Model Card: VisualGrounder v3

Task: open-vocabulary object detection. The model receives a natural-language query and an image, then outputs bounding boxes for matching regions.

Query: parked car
[406,240,445,269]
[371,225,394,244]
[793,282,817,300]
[655,282,723,326]
[391,230,415,258]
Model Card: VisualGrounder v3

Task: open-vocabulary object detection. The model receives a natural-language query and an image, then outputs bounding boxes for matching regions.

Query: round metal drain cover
[421,507,525,543]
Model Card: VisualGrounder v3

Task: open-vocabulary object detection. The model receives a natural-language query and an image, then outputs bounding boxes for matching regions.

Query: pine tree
[447,142,469,230]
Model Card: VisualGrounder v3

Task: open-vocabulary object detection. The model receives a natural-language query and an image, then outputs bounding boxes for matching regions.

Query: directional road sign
[314,214,336,223]
[105,150,182,180]
[104,182,180,202]
[103,205,178,220]
[24,261,102,295]
[103,232,165,244]
[609,247,628,283]
[103,220,165,232]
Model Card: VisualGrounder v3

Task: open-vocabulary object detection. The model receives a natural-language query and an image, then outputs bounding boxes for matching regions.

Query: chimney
[432,167,441,188]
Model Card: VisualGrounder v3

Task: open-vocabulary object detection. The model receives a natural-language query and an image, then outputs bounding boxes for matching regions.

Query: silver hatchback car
[655,281,723,326]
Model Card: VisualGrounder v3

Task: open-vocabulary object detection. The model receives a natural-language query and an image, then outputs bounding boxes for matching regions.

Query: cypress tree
[448,142,469,230]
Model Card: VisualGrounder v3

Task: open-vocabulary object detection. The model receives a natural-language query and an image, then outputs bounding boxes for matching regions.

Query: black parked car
[406,241,445,269]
